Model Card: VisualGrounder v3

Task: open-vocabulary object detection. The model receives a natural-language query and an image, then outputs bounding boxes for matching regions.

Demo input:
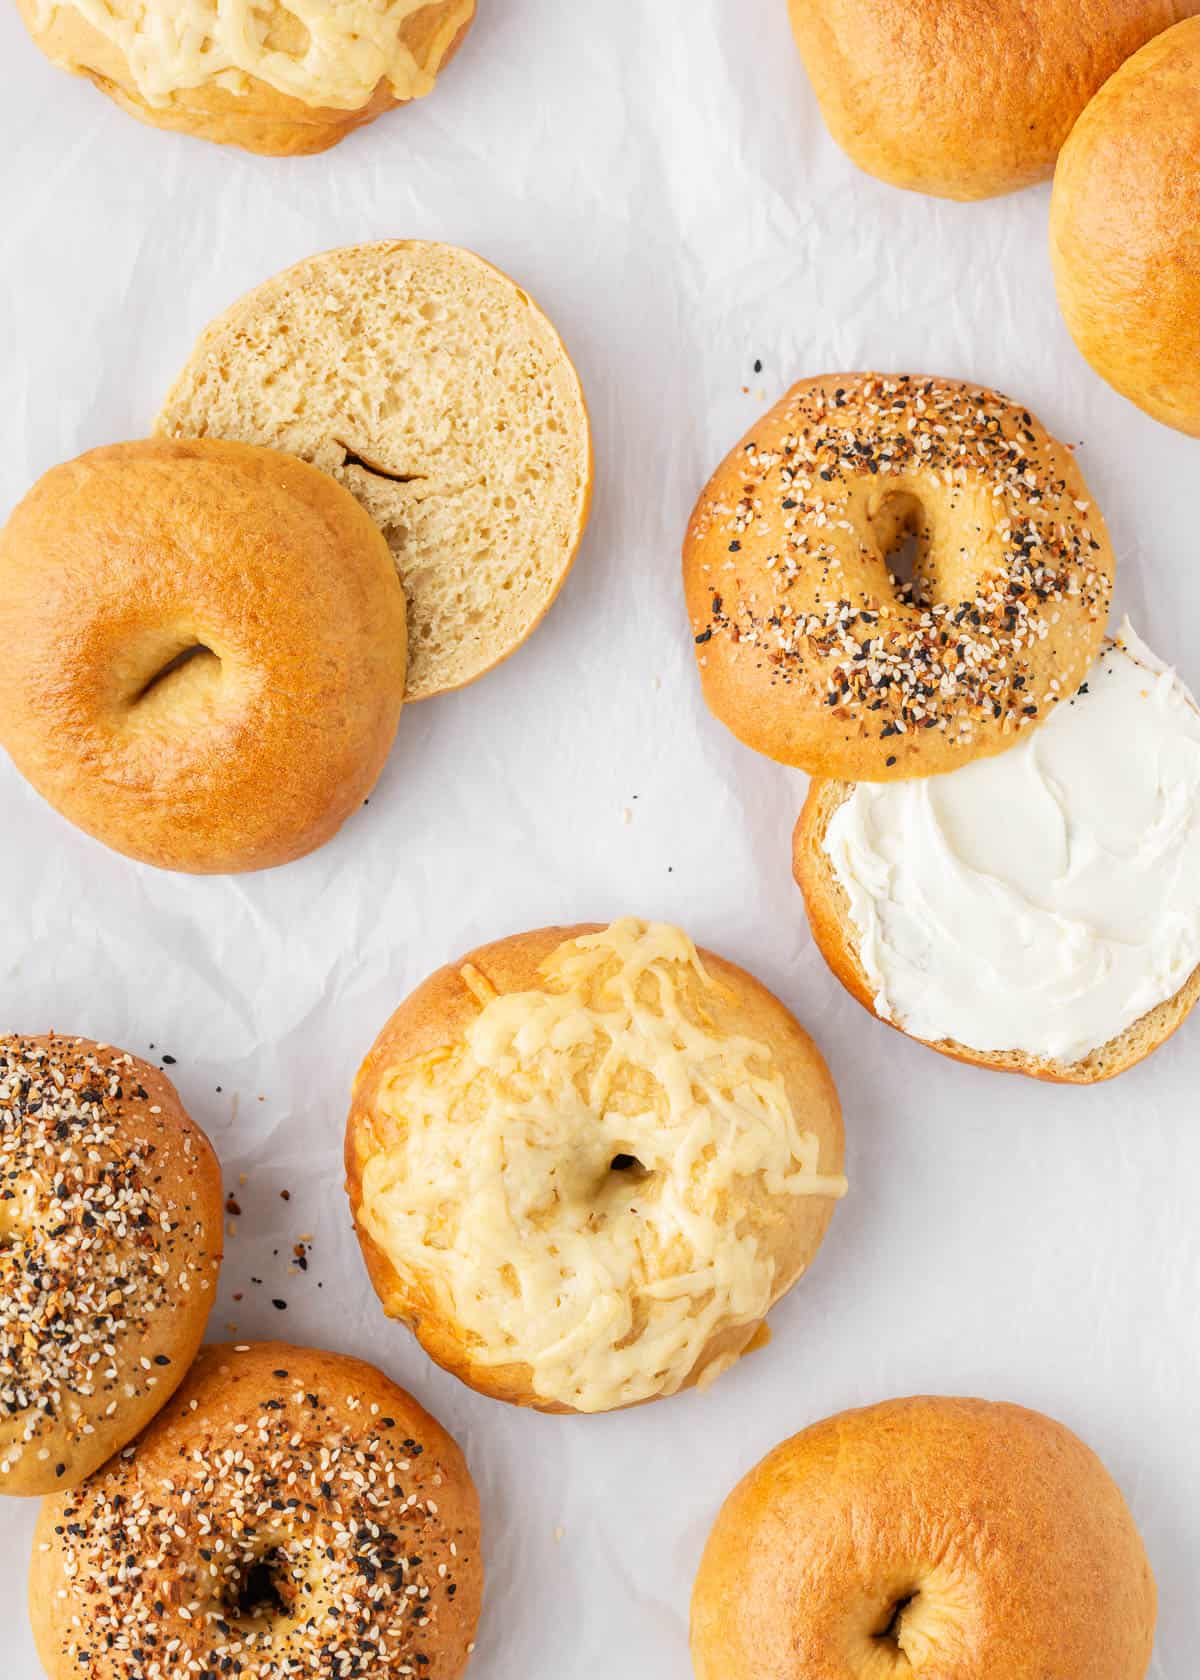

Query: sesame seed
[691,375,1111,752]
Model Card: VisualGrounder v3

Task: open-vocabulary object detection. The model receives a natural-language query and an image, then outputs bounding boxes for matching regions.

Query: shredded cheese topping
[31,0,474,109]
[358,920,846,1412]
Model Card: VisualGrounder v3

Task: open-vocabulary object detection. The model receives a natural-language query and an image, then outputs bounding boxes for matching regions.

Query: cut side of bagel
[795,779,1200,1084]
[156,241,593,699]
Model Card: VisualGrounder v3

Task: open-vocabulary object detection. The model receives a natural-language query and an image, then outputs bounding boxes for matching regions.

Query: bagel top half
[787,0,1200,200]
[683,374,1114,782]
[1051,17,1200,439]
[0,437,407,874]
[691,1395,1155,1680]
[0,1034,222,1496]
[16,0,476,156]
[30,1341,483,1680]
[346,919,846,1414]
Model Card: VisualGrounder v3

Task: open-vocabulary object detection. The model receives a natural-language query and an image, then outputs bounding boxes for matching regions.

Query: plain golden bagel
[793,778,1200,1085]
[15,0,475,156]
[1051,18,1200,437]
[156,241,594,700]
[29,1341,484,1680]
[691,1396,1156,1680]
[683,373,1114,782]
[0,1035,222,1496]
[787,0,1200,200]
[0,437,408,874]
[346,920,846,1413]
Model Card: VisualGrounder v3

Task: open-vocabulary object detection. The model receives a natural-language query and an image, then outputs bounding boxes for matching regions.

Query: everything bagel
[0,438,408,873]
[0,1035,222,1496]
[29,1341,484,1680]
[683,374,1114,781]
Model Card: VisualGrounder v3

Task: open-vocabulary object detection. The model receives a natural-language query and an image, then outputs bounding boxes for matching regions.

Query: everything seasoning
[39,1353,475,1679]
[690,375,1112,749]
[0,1037,207,1480]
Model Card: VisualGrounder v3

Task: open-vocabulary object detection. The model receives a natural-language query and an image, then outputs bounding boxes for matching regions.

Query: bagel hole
[226,1554,288,1624]
[609,1153,646,1177]
[336,440,425,486]
[875,1590,918,1649]
[886,532,921,598]
[871,491,933,606]
[132,643,220,706]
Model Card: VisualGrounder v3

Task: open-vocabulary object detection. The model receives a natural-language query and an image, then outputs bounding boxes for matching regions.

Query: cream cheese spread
[823,622,1200,1064]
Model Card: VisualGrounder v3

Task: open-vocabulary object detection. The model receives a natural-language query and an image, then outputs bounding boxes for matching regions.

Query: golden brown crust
[683,374,1114,782]
[29,1341,483,1680]
[788,0,1200,200]
[16,1,475,156]
[1051,18,1200,438]
[0,1034,222,1495]
[345,924,845,1412]
[0,437,407,874]
[690,1395,1156,1680]
[793,781,1200,1083]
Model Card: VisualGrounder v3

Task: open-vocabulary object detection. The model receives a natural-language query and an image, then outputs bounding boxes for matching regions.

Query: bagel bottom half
[691,1396,1156,1680]
[794,777,1200,1085]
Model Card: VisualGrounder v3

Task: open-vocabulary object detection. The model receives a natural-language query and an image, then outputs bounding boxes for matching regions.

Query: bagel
[29,1341,484,1680]
[156,241,594,701]
[1051,18,1200,437]
[0,1035,222,1496]
[793,625,1200,1082]
[15,0,475,155]
[683,374,1114,782]
[0,437,408,874]
[787,0,1200,200]
[690,1395,1156,1680]
[345,919,846,1414]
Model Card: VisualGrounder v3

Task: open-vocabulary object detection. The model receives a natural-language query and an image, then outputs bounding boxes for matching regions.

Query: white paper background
[1,4,1198,1674]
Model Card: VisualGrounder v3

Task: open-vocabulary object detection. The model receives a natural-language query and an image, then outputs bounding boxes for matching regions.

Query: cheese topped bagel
[17,0,476,154]
[346,920,846,1413]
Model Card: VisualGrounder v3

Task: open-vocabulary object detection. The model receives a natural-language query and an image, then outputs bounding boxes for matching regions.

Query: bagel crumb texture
[29,1342,483,1680]
[0,1035,222,1495]
[684,373,1114,781]
[155,241,593,700]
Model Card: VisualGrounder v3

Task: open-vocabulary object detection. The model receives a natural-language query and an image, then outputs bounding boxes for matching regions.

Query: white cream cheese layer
[33,0,473,109]
[823,622,1200,1064]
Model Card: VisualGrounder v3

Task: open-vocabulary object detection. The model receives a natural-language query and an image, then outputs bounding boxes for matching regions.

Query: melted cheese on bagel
[357,921,846,1412]
[29,0,474,108]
